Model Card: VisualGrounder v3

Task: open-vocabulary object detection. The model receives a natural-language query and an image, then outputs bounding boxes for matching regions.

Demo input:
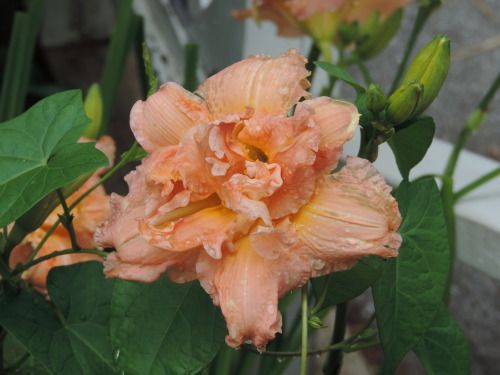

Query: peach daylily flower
[95,50,402,349]
[10,136,115,294]
[233,0,411,39]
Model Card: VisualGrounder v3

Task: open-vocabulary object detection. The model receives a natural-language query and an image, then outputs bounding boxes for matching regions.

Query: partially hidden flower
[95,50,402,349]
[9,136,115,294]
[233,0,411,56]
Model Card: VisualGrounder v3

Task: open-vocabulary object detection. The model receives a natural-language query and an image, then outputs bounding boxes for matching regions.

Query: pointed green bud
[359,11,379,41]
[401,34,450,117]
[357,9,403,60]
[83,83,103,140]
[366,83,387,115]
[308,316,328,329]
[386,80,424,125]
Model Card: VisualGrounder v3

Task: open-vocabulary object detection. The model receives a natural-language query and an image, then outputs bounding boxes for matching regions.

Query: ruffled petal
[197,49,310,117]
[140,205,253,259]
[130,83,209,153]
[297,97,359,149]
[208,234,309,349]
[293,156,402,265]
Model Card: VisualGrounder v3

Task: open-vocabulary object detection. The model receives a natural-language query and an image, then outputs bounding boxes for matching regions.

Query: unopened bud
[308,316,328,329]
[83,83,103,140]
[386,80,424,125]
[366,83,387,115]
[338,21,359,47]
[357,9,403,60]
[401,34,450,117]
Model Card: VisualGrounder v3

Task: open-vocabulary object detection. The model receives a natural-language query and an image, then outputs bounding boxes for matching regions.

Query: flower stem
[56,189,80,251]
[389,4,437,93]
[454,167,500,201]
[25,142,141,265]
[12,248,108,276]
[309,275,330,316]
[323,302,348,374]
[242,313,378,358]
[300,283,309,375]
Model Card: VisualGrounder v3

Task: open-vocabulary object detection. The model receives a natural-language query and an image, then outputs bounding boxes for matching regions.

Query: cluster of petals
[10,136,115,294]
[95,50,402,349]
[232,0,412,38]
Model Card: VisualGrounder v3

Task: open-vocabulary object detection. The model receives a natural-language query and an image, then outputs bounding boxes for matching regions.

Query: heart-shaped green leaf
[0,90,108,228]
[110,275,227,375]
[0,261,116,375]
[372,179,451,374]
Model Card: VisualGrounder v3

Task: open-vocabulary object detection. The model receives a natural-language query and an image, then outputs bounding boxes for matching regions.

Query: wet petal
[140,205,253,259]
[197,49,310,117]
[130,83,209,152]
[296,97,359,149]
[293,156,402,265]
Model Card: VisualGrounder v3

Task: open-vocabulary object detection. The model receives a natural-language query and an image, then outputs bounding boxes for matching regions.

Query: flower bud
[308,316,328,329]
[357,9,403,60]
[401,34,450,117]
[386,80,424,125]
[366,83,387,115]
[83,83,103,140]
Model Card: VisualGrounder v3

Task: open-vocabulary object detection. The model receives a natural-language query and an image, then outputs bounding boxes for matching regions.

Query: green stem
[355,60,373,86]
[443,126,473,179]
[183,43,199,92]
[454,167,500,201]
[306,43,321,84]
[440,175,455,305]
[323,302,348,375]
[56,189,80,251]
[12,248,108,276]
[389,5,436,93]
[478,70,500,111]
[25,142,140,265]
[309,275,330,316]
[242,312,378,358]
[0,327,5,375]
[300,284,309,375]
[213,345,234,375]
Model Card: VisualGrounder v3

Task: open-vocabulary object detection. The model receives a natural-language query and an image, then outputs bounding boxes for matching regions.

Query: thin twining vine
[242,313,377,358]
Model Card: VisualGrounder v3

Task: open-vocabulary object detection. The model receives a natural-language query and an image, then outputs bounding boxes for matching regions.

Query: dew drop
[266,302,275,314]
[244,338,253,345]
[113,348,121,364]
[256,347,265,354]
[277,356,285,363]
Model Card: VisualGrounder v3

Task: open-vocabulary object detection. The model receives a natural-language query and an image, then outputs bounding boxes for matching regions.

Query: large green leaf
[110,275,227,375]
[0,262,117,375]
[0,90,108,228]
[372,179,450,374]
[311,256,383,311]
[314,61,366,94]
[388,116,435,180]
[413,303,470,375]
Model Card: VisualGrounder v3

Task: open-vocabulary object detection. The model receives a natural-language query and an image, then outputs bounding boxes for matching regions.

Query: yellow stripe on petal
[293,156,402,263]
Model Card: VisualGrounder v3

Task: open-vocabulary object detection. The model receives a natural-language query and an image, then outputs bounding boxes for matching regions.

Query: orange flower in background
[9,136,115,294]
[95,50,402,349]
[233,0,411,55]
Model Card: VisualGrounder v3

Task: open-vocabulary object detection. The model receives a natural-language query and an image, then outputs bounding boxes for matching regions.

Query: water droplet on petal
[244,338,253,345]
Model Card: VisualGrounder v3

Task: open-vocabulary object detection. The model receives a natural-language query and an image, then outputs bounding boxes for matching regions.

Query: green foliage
[314,62,366,94]
[110,274,227,375]
[388,116,435,179]
[0,262,116,375]
[372,179,452,374]
[0,261,226,375]
[413,303,471,374]
[0,90,108,228]
[311,256,383,311]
